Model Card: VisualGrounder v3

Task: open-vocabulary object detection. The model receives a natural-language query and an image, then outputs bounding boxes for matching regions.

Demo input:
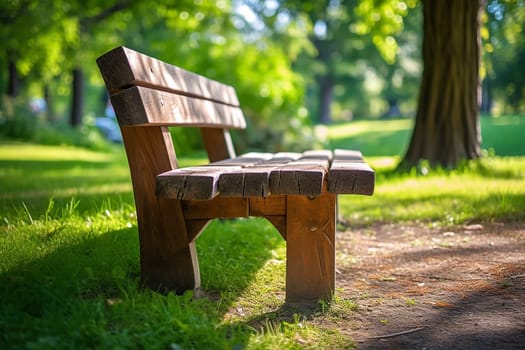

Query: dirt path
[330,222,525,349]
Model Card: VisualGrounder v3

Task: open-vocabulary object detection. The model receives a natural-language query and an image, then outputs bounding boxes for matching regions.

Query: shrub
[0,97,112,151]
[0,97,36,140]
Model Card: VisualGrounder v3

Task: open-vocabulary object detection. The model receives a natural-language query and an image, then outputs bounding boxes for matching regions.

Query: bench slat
[97,46,240,106]
[219,152,303,197]
[110,86,246,128]
[157,153,274,200]
[269,150,332,196]
[327,149,375,195]
[157,166,238,200]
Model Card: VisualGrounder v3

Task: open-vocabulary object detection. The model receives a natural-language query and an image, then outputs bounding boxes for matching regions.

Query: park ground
[327,222,525,349]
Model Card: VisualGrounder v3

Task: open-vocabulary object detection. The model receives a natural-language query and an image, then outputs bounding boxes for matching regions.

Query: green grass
[326,114,525,157]
[1,115,525,349]
[327,115,525,225]
[338,156,525,225]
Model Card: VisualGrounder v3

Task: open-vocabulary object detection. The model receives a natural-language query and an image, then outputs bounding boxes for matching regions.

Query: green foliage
[484,0,525,114]
[0,97,36,140]
[0,99,112,151]
[252,0,416,122]
[168,127,204,156]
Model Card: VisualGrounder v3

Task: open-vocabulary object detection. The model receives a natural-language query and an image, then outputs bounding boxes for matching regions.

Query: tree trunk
[7,59,20,97]
[318,75,334,124]
[44,84,56,123]
[401,0,482,169]
[70,68,84,127]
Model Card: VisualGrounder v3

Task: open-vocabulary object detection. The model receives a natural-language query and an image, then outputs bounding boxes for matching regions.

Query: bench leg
[137,198,201,293]
[120,126,201,294]
[285,193,336,304]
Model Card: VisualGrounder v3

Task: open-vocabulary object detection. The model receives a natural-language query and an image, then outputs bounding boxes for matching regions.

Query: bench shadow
[0,216,290,348]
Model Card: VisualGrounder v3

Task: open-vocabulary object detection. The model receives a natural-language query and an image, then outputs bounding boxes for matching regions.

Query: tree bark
[44,84,55,123]
[480,78,492,115]
[7,59,20,97]
[318,74,334,124]
[401,0,483,169]
[70,68,84,127]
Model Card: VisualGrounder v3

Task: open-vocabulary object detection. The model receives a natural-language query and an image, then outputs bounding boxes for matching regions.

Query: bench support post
[200,128,236,161]
[285,193,336,304]
[121,126,200,293]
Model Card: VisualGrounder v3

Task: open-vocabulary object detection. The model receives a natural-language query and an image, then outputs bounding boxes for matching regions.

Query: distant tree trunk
[7,59,20,97]
[70,68,84,127]
[480,77,492,115]
[401,0,483,169]
[318,74,334,124]
[44,84,56,123]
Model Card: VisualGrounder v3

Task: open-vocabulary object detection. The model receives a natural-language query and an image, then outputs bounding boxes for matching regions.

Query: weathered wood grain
[286,193,336,303]
[269,151,332,196]
[218,152,301,197]
[182,197,249,219]
[120,125,200,292]
[97,46,239,106]
[200,128,237,162]
[327,149,375,195]
[110,86,246,128]
[157,166,241,200]
[158,153,275,200]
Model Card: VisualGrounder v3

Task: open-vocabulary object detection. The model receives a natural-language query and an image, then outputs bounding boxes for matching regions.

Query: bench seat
[157,149,374,200]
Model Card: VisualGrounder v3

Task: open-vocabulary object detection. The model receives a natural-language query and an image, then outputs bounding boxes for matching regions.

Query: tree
[68,0,137,127]
[244,0,411,123]
[484,0,525,114]
[0,1,69,99]
[401,0,483,169]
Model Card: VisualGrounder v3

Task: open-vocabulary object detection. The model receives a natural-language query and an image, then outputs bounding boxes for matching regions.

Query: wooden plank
[157,165,242,200]
[218,152,301,197]
[96,46,240,106]
[205,153,273,197]
[158,153,276,200]
[185,219,210,242]
[269,150,332,196]
[286,193,336,304]
[110,86,246,128]
[201,128,237,162]
[182,197,249,220]
[120,125,200,292]
[265,215,287,240]
[327,149,375,195]
[249,196,286,216]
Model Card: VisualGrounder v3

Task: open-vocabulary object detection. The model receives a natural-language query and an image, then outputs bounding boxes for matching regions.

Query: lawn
[1,116,524,349]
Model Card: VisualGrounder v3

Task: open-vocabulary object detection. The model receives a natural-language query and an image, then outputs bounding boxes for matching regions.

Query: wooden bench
[96,46,375,304]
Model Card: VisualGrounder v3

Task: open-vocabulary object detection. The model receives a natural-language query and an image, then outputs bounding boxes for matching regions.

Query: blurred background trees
[0,0,524,162]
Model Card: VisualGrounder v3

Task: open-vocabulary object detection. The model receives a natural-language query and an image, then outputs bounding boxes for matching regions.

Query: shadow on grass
[328,128,411,158]
[0,215,292,348]
[0,159,130,194]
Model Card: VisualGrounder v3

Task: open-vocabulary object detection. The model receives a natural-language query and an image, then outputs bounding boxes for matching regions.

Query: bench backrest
[96,46,246,129]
